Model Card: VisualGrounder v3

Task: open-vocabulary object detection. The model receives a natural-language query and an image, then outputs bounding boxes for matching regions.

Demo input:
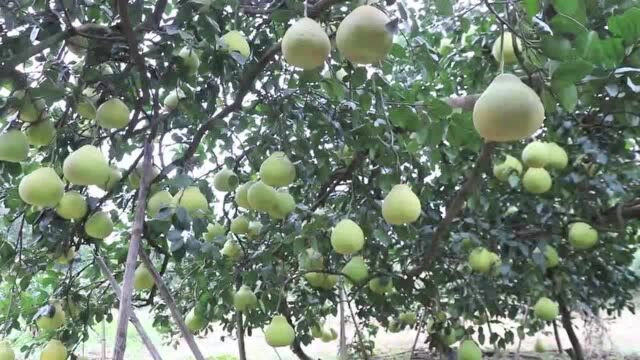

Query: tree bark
[138,248,206,360]
[557,295,584,360]
[112,140,154,360]
[95,255,163,360]
[553,320,563,353]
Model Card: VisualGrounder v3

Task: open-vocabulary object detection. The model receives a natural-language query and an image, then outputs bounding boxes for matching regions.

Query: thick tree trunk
[557,296,584,360]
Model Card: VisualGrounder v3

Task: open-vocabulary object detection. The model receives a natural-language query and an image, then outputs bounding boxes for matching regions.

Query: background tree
[0,0,639,359]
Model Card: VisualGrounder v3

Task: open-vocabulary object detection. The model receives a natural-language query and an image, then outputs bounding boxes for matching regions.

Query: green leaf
[576,31,625,68]
[552,0,578,15]
[608,7,640,45]
[523,0,540,18]
[270,9,296,23]
[434,0,454,16]
[551,59,593,83]
[552,81,578,112]
[389,105,420,130]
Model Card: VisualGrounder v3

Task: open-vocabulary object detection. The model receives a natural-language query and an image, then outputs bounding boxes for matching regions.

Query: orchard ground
[58,302,640,359]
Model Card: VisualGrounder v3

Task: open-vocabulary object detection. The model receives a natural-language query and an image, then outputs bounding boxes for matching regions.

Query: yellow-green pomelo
[368,276,393,294]
[36,302,65,330]
[311,324,323,338]
[493,154,523,181]
[235,181,254,209]
[174,186,208,217]
[265,315,295,347]
[341,256,368,283]
[221,238,243,260]
[230,216,250,234]
[382,184,421,225]
[468,247,494,273]
[84,211,113,239]
[18,95,47,123]
[40,340,67,360]
[521,141,549,168]
[25,119,56,146]
[399,312,417,326]
[568,222,598,250]
[147,190,175,218]
[76,88,98,119]
[282,17,331,70]
[63,145,110,186]
[473,73,544,142]
[233,285,258,312]
[247,181,277,212]
[205,222,225,241]
[522,168,552,194]
[534,338,545,352]
[56,247,75,265]
[547,142,568,170]
[178,47,200,75]
[336,5,393,64]
[544,245,559,268]
[533,297,558,321]
[134,264,154,290]
[0,340,14,360]
[55,191,88,220]
[330,219,365,255]
[19,167,64,207]
[95,98,130,129]
[492,32,522,65]
[213,168,239,192]
[268,191,296,219]
[304,272,337,289]
[247,221,262,239]
[100,166,122,191]
[128,164,160,189]
[458,340,482,360]
[259,152,296,187]
[163,89,186,110]
[0,130,28,162]
[185,308,207,332]
[320,328,337,342]
[221,31,250,58]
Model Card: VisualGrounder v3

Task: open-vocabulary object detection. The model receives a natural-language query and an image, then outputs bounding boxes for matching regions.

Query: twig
[344,285,369,360]
[410,309,426,357]
[139,248,206,360]
[515,304,531,360]
[0,30,73,72]
[94,254,163,360]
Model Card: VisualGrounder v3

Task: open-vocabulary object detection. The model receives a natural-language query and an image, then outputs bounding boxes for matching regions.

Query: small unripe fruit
[247,181,277,212]
[36,303,65,330]
[468,247,497,273]
[458,339,482,360]
[213,169,239,192]
[533,297,558,321]
[95,98,130,129]
[85,211,113,239]
[55,191,88,220]
[205,222,225,241]
[0,340,15,360]
[221,238,243,260]
[63,145,111,186]
[282,17,331,70]
[100,166,122,191]
[522,168,552,194]
[134,264,155,290]
[259,152,296,187]
[235,181,254,209]
[368,276,393,294]
[147,190,175,219]
[174,186,208,217]
[40,339,67,360]
[341,256,368,283]
[230,216,250,234]
[25,119,56,146]
[381,184,421,225]
[522,141,549,168]
[330,219,365,255]
[19,167,64,208]
[221,31,251,58]
[178,48,200,75]
[544,245,560,268]
[493,154,523,181]
[568,222,598,250]
[336,5,393,64]
[264,315,295,347]
[0,130,29,162]
[163,89,186,110]
[492,32,522,65]
[473,73,544,142]
[185,308,207,333]
[268,190,296,219]
[547,142,568,170]
[233,285,258,312]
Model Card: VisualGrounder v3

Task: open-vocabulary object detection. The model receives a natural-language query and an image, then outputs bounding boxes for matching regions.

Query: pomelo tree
[0,0,639,359]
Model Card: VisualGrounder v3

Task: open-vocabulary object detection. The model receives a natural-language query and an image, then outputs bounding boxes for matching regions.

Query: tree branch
[0,30,73,72]
[94,254,163,360]
[407,141,497,277]
[138,247,206,360]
